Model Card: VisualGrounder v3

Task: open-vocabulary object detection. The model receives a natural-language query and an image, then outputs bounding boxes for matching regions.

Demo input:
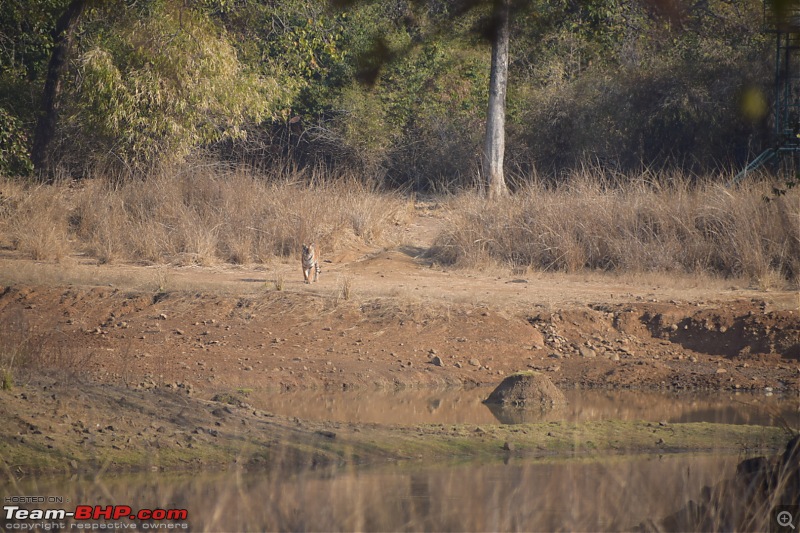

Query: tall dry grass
[0,181,71,261]
[431,172,800,285]
[0,165,411,266]
[1,167,797,285]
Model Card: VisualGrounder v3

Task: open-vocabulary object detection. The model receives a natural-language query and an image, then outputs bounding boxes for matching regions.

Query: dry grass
[431,172,800,285]
[0,181,71,261]
[337,273,354,301]
[1,166,796,286]
[0,164,410,267]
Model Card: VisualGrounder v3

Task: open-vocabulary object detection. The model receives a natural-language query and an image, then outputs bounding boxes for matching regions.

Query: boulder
[483,371,567,408]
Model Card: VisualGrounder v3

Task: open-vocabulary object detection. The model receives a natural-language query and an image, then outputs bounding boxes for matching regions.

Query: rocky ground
[0,280,796,395]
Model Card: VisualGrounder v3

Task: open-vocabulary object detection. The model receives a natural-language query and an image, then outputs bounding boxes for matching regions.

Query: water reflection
[6,454,740,532]
[246,388,799,427]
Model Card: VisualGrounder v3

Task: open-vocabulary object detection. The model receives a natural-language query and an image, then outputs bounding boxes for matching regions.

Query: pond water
[6,453,743,532]
[246,387,800,427]
[5,389,795,531]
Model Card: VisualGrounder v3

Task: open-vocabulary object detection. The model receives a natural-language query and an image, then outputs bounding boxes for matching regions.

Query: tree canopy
[0,0,773,186]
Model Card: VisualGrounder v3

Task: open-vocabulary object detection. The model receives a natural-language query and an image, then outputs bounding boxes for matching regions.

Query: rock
[483,371,567,408]
[431,356,444,367]
[469,358,481,367]
[579,346,597,358]
[502,441,515,451]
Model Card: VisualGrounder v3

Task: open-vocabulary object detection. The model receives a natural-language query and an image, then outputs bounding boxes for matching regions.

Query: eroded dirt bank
[0,277,797,474]
[1,284,797,394]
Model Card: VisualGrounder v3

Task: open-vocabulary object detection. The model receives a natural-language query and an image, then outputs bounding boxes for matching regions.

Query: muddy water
[247,387,800,427]
[6,454,741,532]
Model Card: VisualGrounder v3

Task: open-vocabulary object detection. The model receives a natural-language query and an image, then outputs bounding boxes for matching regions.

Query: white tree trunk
[484,0,510,199]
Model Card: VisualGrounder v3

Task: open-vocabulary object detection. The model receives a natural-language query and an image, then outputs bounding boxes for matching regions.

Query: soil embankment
[0,283,796,394]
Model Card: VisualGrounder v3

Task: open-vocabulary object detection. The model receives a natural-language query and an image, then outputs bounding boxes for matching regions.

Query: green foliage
[210,0,348,117]
[299,2,492,186]
[510,0,771,175]
[63,0,290,171]
[0,107,34,176]
[0,0,779,184]
[0,0,66,79]
[0,0,70,176]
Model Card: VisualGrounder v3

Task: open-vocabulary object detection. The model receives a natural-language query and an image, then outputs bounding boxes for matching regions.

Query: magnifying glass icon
[778,511,796,529]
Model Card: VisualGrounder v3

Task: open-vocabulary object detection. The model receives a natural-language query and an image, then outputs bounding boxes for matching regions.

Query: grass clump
[1,369,13,391]
[431,172,799,285]
[1,164,410,267]
[0,181,70,261]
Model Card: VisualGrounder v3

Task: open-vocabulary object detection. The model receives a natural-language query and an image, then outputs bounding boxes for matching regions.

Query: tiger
[301,243,321,284]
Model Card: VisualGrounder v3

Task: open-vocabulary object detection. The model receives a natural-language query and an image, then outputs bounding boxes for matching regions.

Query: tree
[484,0,510,198]
[330,0,515,194]
[30,0,88,176]
[56,0,284,174]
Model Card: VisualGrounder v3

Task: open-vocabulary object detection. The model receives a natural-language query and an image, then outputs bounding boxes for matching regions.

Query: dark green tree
[30,0,87,175]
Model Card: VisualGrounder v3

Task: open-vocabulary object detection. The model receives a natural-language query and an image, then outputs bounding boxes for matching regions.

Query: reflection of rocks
[639,434,800,532]
[483,372,567,423]
[483,402,566,424]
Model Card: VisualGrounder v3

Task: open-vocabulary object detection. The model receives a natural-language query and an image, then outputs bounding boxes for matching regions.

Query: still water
[6,454,740,532]
[5,389,793,532]
[247,387,800,427]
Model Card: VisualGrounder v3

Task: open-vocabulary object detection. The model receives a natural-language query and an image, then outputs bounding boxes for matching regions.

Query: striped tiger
[301,243,321,284]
